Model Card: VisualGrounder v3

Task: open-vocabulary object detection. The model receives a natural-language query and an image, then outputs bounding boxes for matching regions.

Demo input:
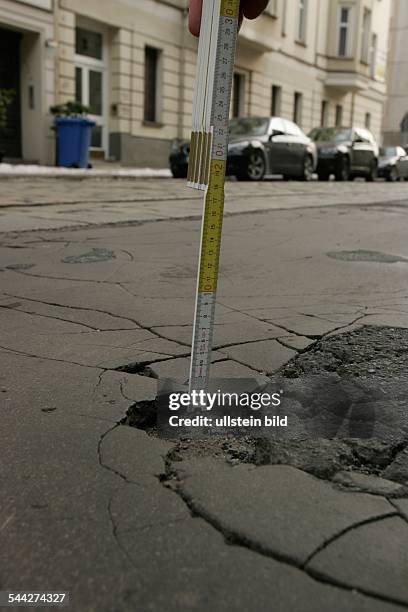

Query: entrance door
[0,28,22,158]
[75,24,107,155]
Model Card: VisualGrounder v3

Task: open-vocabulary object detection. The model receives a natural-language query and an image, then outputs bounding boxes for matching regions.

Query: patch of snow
[0,163,172,178]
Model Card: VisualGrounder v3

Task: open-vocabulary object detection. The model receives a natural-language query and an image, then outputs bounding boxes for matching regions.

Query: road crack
[160,457,406,608]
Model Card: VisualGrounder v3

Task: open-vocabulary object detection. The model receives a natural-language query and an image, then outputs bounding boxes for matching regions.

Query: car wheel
[366,160,378,182]
[244,150,266,181]
[171,166,188,179]
[335,156,350,181]
[387,166,398,182]
[300,155,314,181]
[318,172,329,181]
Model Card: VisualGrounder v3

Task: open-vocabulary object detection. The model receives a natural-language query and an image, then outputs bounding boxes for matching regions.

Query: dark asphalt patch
[61,248,116,264]
[258,326,408,487]
[327,249,408,263]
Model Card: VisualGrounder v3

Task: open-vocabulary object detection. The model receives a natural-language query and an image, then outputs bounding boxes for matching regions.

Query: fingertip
[189,0,202,37]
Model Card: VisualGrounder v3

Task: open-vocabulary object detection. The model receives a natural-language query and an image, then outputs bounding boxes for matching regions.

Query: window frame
[369,32,378,78]
[320,100,329,127]
[337,5,353,58]
[335,104,343,127]
[360,8,372,64]
[144,45,163,124]
[364,112,371,130]
[232,71,246,118]
[74,18,108,153]
[293,91,303,126]
[297,0,308,43]
[271,84,282,117]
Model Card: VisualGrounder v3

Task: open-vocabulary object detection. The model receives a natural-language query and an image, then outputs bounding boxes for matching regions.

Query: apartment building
[0,0,392,166]
[383,0,408,146]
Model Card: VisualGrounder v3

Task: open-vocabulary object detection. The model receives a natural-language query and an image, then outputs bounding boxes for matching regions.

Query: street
[1,176,408,611]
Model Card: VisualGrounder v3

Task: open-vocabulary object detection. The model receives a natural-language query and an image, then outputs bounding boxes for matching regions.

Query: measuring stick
[188,0,240,392]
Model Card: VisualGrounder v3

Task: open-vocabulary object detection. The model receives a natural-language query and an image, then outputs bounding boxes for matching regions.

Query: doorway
[0,27,22,159]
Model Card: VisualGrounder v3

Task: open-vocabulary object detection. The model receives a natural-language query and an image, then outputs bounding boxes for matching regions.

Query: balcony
[324,70,369,92]
[238,18,279,53]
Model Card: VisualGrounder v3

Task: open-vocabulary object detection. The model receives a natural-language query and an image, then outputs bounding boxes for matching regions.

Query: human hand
[189,0,269,36]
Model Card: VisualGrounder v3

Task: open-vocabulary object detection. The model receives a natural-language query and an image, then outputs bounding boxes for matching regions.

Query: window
[144,46,160,123]
[338,7,351,57]
[75,67,82,104]
[281,0,287,35]
[271,85,282,116]
[361,9,371,63]
[75,24,106,151]
[320,100,329,126]
[335,104,343,126]
[370,33,377,78]
[293,92,303,125]
[365,112,371,129]
[232,73,245,118]
[75,27,102,60]
[297,0,308,42]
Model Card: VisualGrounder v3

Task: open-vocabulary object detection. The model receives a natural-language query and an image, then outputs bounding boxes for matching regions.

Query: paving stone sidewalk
[0,178,407,611]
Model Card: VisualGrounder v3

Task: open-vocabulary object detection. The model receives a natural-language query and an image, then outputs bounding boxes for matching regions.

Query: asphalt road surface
[1,177,407,611]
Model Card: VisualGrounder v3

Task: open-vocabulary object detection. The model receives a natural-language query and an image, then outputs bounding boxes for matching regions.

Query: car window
[229,117,270,137]
[309,127,352,142]
[380,146,397,157]
[270,118,285,134]
[284,120,302,137]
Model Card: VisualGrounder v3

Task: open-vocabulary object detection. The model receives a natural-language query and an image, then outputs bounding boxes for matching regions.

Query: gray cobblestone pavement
[1,177,407,611]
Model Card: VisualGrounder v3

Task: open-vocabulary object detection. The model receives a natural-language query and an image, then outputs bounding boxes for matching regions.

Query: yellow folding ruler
[188,0,240,392]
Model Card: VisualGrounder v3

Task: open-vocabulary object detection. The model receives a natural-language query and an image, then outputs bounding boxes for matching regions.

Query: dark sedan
[309,126,379,181]
[169,116,317,181]
[378,146,408,181]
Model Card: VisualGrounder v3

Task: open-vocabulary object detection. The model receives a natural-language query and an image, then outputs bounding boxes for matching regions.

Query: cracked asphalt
[1,177,408,611]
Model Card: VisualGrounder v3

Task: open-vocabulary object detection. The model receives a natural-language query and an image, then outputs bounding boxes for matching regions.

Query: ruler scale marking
[188,0,240,392]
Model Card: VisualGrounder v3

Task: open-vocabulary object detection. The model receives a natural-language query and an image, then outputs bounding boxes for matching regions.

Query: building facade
[383,0,408,146]
[0,0,392,166]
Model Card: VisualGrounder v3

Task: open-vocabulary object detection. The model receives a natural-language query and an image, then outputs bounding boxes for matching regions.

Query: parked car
[309,126,379,181]
[169,116,317,181]
[377,146,408,181]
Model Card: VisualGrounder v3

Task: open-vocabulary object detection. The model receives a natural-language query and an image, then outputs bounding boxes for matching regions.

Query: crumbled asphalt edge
[121,326,408,492]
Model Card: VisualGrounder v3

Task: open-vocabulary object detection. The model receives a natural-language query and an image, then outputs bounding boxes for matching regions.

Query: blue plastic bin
[55,117,96,168]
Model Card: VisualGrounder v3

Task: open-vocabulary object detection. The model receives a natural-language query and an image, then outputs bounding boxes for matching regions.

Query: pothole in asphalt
[122,325,408,491]
[327,249,408,263]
